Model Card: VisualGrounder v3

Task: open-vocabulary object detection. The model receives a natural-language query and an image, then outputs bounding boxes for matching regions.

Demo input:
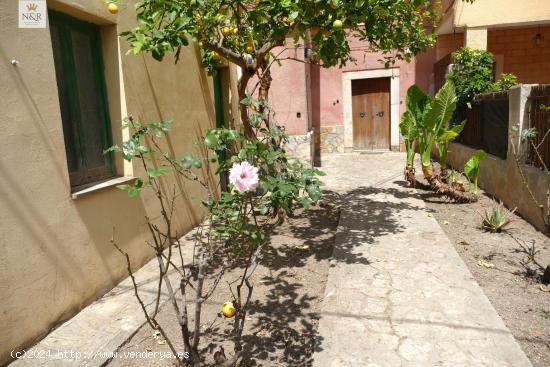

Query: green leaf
[464,149,486,181]
[128,187,141,197]
[146,166,169,177]
[399,111,418,141]
[450,120,466,135]
[438,130,458,141]
[405,85,429,115]
[425,81,457,133]
[117,184,141,197]
[204,131,220,148]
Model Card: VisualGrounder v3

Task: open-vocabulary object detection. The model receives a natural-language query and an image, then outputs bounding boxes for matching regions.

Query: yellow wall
[464,27,487,50]
[454,0,550,29]
[0,0,218,363]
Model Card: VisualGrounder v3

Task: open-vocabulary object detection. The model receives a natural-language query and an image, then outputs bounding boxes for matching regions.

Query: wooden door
[352,78,391,150]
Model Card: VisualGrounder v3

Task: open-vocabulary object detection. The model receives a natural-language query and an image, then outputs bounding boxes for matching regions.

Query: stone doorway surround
[342,68,400,152]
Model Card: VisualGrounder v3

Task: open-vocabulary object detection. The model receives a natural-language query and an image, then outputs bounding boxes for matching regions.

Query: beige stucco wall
[0,0,218,363]
[446,85,550,232]
[453,0,550,30]
[464,27,487,50]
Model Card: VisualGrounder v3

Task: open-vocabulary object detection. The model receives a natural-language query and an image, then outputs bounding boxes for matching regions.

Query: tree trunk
[422,164,477,203]
[258,69,274,136]
[404,164,417,187]
[237,73,256,139]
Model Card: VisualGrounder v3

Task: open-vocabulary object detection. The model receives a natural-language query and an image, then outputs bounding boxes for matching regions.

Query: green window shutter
[213,70,229,191]
[49,10,114,187]
[213,70,224,129]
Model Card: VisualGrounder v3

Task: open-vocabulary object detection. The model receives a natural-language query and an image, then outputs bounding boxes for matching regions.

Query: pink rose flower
[229,161,259,193]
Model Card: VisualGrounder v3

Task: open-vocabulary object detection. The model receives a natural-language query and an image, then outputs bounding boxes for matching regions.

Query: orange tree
[122,0,475,139]
[114,1,475,366]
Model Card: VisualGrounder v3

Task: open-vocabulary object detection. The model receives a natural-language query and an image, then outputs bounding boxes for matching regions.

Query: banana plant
[406,80,477,202]
[418,81,457,177]
[436,121,466,181]
[464,149,487,193]
[399,85,430,186]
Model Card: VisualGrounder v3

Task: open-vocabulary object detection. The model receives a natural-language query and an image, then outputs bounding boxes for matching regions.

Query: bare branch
[192,253,208,349]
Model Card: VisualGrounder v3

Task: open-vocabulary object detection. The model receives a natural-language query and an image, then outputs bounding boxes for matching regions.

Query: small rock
[532,330,544,338]
[477,260,495,268]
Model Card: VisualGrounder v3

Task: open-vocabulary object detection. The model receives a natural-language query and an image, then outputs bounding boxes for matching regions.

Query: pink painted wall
[265,34,435,134]
[414,47,436,95]
[263,46,310,135]
[311,40,425,128]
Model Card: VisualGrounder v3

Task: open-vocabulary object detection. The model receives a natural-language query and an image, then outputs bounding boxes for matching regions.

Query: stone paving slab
[11,152,533,367]
[313,153,532,367]
[10,236,195,367]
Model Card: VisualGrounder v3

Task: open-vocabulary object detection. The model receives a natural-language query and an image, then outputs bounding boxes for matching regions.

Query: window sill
[71,176,136,200]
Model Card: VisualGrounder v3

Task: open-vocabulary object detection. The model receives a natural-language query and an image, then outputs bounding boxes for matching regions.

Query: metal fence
[458,91,509,159]
[527,85,550,170]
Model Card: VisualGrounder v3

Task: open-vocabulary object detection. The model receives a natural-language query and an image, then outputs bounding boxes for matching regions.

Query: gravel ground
[107,204,339,367]
[421,181,550,367]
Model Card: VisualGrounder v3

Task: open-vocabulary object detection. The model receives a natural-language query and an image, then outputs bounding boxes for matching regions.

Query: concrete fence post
[508,84,535,160]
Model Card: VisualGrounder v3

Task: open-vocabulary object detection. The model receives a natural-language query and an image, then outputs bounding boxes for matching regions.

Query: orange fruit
[222,301,236,318]
[107,3,119,14]
[246,40,254,53]
[310,25,320,36]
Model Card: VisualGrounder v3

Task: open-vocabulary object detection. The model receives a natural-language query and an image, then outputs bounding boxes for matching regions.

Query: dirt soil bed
[422,185,550,367]
[108,204,339,367]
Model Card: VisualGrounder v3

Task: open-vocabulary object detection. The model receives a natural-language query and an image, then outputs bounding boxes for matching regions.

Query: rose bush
[228,161,259,192]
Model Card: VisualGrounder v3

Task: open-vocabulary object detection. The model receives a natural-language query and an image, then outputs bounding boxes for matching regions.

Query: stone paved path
[313,153,532,367]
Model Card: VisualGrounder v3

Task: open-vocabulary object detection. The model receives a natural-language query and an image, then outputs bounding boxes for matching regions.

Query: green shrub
[492,73,519,92]
[446,47,518,124]
[446,47,494,111]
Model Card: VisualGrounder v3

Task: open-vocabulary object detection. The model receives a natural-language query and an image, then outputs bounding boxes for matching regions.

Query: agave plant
[399,85,429,186]
[414,81,477,202]
[479,201,516,233]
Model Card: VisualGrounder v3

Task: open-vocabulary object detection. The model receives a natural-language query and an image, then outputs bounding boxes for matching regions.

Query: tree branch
[203,41,246,69]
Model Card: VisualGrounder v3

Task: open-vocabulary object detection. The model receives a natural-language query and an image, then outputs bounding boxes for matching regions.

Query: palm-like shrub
[400,81,477,202]
[436,121,465,181]
[400,85,428,186]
